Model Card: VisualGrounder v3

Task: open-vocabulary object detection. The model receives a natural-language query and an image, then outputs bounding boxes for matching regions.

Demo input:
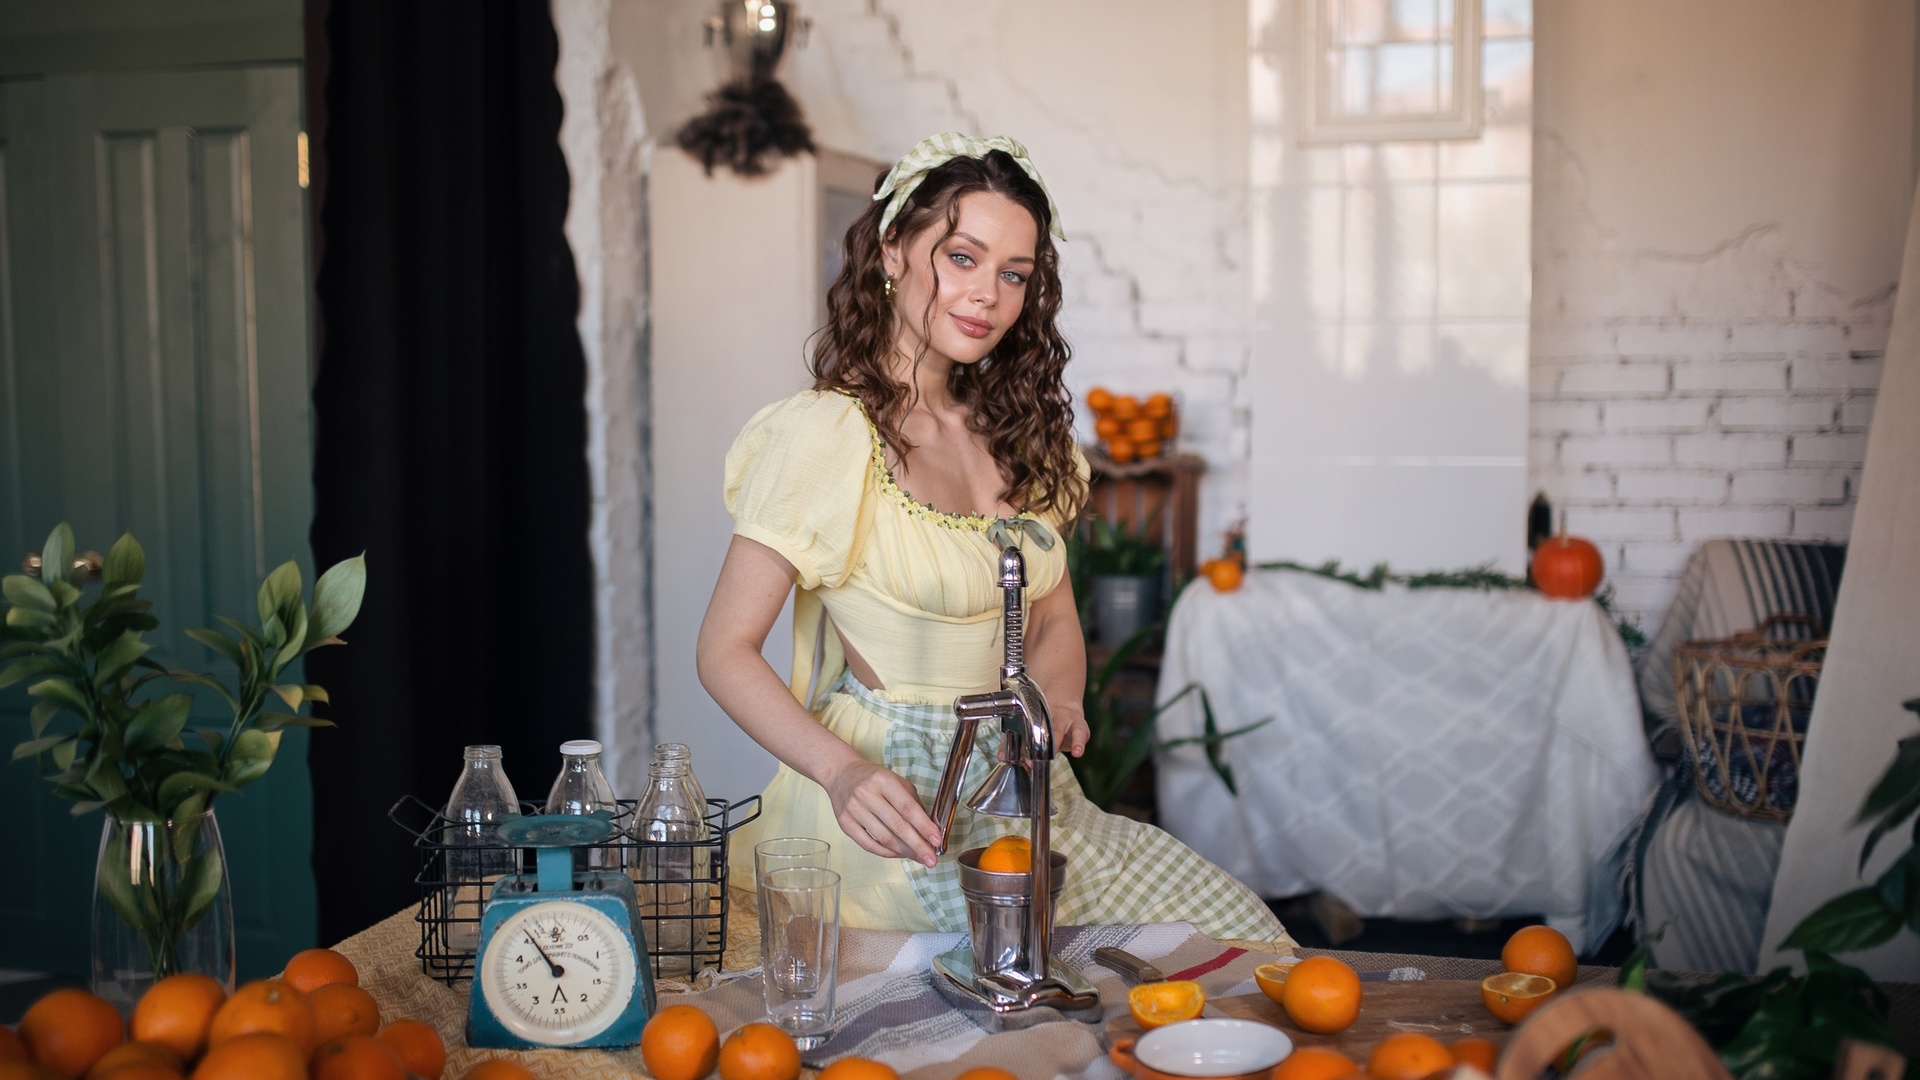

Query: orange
[1144,393,1173,419]
[716,1023,800,1080]
[131,974,227,1062]
[1086,387,1114,413]
[1449,1037,1499,1071]
[82,1043,181,1079]
[311,1035,404,1080]
[1125,418,1161,442]
[1278,956,1360,1034]
[817,1059,898,1080]
[1110,396,1140,420]
[0,1028,25,1063]
[1160,414,1178,439]
[1094,416,1122,439]
[1252,960,1292,1004]
[206,981,314,1053]
[281,949,359,994]
[457,1064,536,1080]
[309,984,381,1042]
[1501,925,1576,993]
[639,1005,719,1080]
[954,1071,1020,1080]
[1126,981,1205,1030]
[976,836,1031,874]
[1481,972,1556,1025]
[1105,437,1136,464]
[1135,440,1162,460]
[0,1065,63,1080]
[1206,560,1244,592]
[80,1068,179,1080]
[187,1032,305,1080]
[19,987,124,1078]
[373,1020,446,1080]
[1365,1032,1454,1080]
[1269,1046,1360,1079]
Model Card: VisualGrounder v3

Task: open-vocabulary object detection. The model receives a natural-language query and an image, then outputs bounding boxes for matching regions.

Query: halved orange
[1127,980,1205,1030]
[1252,961,1293,1004]
[1481,972,1556,1025]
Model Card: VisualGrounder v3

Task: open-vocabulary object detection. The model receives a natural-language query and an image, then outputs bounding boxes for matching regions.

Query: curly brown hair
[810,150,1086,519]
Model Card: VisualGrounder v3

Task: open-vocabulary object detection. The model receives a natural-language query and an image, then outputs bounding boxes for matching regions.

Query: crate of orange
[1085,387,1177,464]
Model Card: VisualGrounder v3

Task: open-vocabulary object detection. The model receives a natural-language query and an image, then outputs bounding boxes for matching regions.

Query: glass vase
[92,809,235,1014]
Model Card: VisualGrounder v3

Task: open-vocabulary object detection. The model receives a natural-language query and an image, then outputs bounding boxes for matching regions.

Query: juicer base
[930,946,1104,1030]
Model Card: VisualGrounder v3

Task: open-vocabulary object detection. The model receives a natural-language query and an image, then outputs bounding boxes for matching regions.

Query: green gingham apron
[832,671,1287,942]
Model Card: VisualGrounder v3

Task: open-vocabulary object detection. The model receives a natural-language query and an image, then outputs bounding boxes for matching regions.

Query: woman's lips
[951,313,993,339]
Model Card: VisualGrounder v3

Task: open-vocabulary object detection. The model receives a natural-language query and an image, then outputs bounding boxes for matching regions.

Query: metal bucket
[957,847,1067,976]
[1090,574,1159,645]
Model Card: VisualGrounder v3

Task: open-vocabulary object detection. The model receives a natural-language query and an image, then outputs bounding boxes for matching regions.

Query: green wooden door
[0,65,316,980]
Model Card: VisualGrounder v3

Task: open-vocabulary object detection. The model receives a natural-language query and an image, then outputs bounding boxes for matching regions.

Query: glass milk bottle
[443,745,521,953]
[544,739,621,872]
[633,743,710,975]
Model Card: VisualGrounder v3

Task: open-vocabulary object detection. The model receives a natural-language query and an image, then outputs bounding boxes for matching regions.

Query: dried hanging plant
[674,75,816,178]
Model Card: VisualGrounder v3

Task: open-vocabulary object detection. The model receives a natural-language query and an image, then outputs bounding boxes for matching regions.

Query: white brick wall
[1532,311,1886,637]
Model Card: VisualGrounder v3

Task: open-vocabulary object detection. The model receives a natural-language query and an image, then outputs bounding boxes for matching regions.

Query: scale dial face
[478,899,636,1044]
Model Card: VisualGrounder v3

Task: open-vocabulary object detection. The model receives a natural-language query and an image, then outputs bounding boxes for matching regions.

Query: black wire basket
[389,793,761,984]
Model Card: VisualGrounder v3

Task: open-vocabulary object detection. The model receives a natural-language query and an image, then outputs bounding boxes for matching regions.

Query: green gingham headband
[874,132,1065,242]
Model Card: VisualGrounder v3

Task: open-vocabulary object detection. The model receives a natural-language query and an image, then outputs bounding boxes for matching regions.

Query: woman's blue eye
[1002,270,1028,285]
[949,252,974,266]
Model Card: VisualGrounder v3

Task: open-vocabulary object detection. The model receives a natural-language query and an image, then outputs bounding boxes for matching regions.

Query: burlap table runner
[332,887,1293,1078]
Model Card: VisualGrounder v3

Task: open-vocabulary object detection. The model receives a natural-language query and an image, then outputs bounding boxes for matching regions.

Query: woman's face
[882,190,1039,368]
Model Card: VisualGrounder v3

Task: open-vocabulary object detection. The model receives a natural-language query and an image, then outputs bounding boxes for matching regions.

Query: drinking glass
[758,866,840,1049]
[754,837,831,880]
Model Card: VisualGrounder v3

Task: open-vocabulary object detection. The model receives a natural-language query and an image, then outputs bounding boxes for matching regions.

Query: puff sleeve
[723,391,877,590]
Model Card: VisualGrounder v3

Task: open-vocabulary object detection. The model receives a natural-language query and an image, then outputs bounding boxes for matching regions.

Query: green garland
[1250,558,1648,648]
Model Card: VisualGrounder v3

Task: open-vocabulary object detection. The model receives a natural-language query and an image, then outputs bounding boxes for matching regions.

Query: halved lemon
[1127,980,1206,1030]
[1252,961,1293,1004]
[1481,971,1556,1025]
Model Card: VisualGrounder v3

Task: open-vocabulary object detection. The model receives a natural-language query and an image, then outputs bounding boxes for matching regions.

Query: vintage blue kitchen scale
[467,814,656,1049]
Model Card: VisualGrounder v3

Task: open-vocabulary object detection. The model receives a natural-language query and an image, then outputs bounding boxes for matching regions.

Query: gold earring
[883,273,896,299]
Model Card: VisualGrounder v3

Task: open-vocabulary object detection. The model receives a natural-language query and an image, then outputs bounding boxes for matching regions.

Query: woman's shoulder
[729,389,877,477]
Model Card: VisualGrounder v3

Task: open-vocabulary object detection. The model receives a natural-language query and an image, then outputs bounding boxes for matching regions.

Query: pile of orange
[0,947,472,1080]
[1085,388,1177,464]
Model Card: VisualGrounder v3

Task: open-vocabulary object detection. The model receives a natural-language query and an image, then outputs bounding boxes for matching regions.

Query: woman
[697,133,1287,944]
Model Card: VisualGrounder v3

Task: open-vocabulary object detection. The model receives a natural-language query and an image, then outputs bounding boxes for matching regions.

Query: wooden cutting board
[1106,981,1512,1060]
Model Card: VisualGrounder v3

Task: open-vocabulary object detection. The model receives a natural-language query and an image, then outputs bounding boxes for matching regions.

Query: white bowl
[1134,1019,1294,1077]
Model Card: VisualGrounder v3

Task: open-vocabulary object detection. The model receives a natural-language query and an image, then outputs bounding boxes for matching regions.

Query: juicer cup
[958,847,1067,976]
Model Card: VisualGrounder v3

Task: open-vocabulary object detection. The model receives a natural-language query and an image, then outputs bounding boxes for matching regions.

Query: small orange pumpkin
[1533,532,1604,599]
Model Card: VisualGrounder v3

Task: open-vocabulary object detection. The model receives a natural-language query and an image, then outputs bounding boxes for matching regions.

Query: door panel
[0,65,315,979]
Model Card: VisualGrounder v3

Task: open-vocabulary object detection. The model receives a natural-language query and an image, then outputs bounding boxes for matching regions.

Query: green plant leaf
[175,848,225,935]
[260,611,285,649]
[50,738,78,771]
[257,712,335,732]
[302,684,329,705]
[124,694,192,755]
[168,671,238,710]
[39,523,73,589]
[0,656,66,692]
[26,676,91,717]
[156,770,237,811]
[87,758,128,803]
[257,560,302,631]
[102,533,144,588]
[94,831,148,932]
[5,606,57,631]
[271,603,308,672]
[12,733,73,761]
[224,729,280,787]
[28,700,59,738]
[1874,843,1920,934]
[308,554,367,645]
[184,627,244,667]
[1781,886,1904,954]
[1856,733,1920,871]
[214,615,264,649]
[92,629,151,687]
[2,574,56,613]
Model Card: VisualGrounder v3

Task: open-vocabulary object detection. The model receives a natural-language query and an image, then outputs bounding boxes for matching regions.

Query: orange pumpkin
[1533,533,1604,599]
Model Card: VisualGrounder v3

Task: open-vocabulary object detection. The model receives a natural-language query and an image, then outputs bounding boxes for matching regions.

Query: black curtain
[306,0,593,944]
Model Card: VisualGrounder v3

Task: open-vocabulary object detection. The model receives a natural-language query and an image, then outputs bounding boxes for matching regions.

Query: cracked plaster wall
[1529,0,1913,634]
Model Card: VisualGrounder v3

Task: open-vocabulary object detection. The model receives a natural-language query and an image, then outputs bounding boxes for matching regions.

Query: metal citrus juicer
[926,541,1102,1027]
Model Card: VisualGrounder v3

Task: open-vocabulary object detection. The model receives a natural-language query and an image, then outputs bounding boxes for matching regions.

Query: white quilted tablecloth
[1154,569,1658,952]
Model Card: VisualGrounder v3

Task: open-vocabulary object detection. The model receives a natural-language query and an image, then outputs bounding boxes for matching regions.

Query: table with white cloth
[1153,568,1660,953]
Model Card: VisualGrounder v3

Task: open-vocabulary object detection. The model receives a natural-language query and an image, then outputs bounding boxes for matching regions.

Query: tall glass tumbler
[758,866,841,1049]
[754,838,830,987]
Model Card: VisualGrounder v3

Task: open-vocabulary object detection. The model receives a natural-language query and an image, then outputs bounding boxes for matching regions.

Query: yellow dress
[722,390,1288,943]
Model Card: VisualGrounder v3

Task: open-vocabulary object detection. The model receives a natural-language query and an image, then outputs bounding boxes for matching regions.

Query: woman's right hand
[823,759,944,867]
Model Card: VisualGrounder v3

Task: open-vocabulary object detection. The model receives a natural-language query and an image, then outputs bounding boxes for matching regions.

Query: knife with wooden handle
[1094,946,1228,1019]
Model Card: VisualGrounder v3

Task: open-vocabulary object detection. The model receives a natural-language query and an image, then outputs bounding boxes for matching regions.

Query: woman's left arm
[1025,571,1090,757]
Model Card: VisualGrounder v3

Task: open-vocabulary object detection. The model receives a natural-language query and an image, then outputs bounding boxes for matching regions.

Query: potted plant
[1073,516,1170,647]
[2,522,364,1009]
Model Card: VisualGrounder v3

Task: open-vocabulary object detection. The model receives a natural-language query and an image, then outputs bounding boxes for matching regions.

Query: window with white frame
[1297,0,1483,142]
